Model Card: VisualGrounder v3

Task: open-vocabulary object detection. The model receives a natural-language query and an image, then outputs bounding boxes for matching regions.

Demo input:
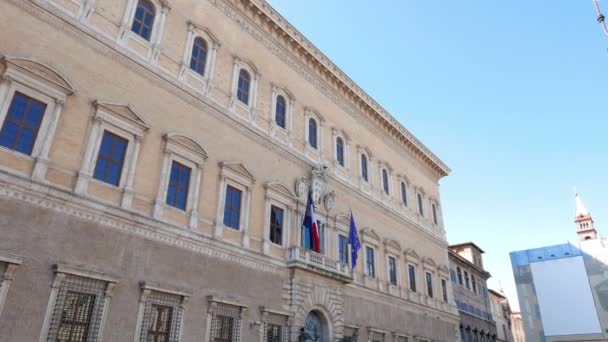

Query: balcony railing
[286,247,353,282]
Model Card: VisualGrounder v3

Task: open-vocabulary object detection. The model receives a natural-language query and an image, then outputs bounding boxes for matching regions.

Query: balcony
[286,247,353,283]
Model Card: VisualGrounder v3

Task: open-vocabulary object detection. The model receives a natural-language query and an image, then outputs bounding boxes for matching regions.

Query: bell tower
[575,193,598,241]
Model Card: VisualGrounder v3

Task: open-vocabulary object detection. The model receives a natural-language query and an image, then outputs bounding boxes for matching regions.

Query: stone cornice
[226,0,450,178]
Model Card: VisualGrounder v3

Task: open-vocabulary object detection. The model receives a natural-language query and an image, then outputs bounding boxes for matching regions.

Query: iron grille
[47,275,107,342]
[264,313,289,342]
[343,327,358,342]
[210,303,242,342]
[139,290,183,342]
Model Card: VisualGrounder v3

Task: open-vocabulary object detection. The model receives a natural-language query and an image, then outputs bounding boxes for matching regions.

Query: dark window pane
[336,137,344,166]
[338,235,348,264]
[426,272,433,298]
[361,155,368,181]
[190,37,208,76]
[223,186,242,229]
[308,119,317,149]
[366,247,375,278]
[237,70,250,105]
[382,169,389,194]
[275,96,286,128]
[0,92,47,155]
[166,161,191,210]
[409,264,417,292]
[93,131,128,186]
[270,205,283,245]
[131,0,155,41]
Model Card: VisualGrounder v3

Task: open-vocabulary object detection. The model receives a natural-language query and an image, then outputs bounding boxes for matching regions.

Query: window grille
[139,290,184,342]
[264,313,289,342]
[47,275,108,342]
[343,327,358,342]
[210,303,242,342]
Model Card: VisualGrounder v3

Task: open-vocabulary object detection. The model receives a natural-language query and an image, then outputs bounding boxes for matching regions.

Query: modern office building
[511,194,608,342]
[449,243,497,341]
[0,0,460,341]
[489,289,514,342]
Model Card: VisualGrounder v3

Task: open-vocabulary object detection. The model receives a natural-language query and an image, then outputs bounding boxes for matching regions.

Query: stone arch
[292,283,343,342]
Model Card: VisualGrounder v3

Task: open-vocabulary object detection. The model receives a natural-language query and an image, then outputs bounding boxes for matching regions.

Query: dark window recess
[56,291,96,342]
[148,304,173,342]
[166,161,191,210]
[0,92,46,155]
[269,205,284,245]
[214,315,234,342]
[190,37,208,76]
[361,154,368,181]
[426,272,434,298]
[336,137,344,166]
[223,185,242,229]
[93,131,128,186]
[408,264,417,292]
[131,0,155,40]
[366,247,375,278]
[389,256,398,285]
[237,69,251,105]
[266,323,282,342]
[275,95,286,128]
[338,235,349,264]
[308,119,317,149]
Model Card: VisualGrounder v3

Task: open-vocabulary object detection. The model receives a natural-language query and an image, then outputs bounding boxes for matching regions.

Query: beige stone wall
[0,0,460,340]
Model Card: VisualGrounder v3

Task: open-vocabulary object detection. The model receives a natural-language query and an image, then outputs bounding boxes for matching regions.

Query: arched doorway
[302,310,329,342]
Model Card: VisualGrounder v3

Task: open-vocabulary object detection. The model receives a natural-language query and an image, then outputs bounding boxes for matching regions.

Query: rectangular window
[166,161,191,210]
[47,275,108,342]
[138,290,184,342]
[318,221,325,255]
[408,264,416,292]
[93,131,128,186]
[269,205,284,245]
[223,185,242,229]
[0,92,46,155]
[148,304,173,342]
[266,323,282,342]
[442,279,448,302]
[366,247,375,278]
[338,235,349,264]
[426,272,433,298]
[210,303,242,342]
[388,256,398,286]
[215,315,234,342]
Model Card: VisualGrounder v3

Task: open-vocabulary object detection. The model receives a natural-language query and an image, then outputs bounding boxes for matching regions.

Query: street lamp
[593,0,608,36]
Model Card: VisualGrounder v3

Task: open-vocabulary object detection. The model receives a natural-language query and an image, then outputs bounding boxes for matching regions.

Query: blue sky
[267,0,608,309]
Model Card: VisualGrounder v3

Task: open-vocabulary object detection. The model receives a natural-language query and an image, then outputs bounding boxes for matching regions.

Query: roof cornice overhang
[233,0,450,178]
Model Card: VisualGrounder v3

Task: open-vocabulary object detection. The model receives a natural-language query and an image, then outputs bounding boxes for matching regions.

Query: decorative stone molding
[74,101,149,209]
[153,133,207,229]
[0,56,75,181]
[117,0,172,62]
[208,0,450,179]
[262,181,297,254]
[178,21,221,95]
[229,55,260,122]
[309,164,328,205]
[213,161,255,247]
[269,83,295,145]
[360,228,380,246]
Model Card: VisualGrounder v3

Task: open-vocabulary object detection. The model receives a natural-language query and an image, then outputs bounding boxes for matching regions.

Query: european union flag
[348,210,361,269]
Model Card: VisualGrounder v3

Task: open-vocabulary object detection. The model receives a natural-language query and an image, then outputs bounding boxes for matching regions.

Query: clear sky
[267,0,608,310]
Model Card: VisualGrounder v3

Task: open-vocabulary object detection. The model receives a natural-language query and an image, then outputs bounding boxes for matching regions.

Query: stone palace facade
[0,0,459,341]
